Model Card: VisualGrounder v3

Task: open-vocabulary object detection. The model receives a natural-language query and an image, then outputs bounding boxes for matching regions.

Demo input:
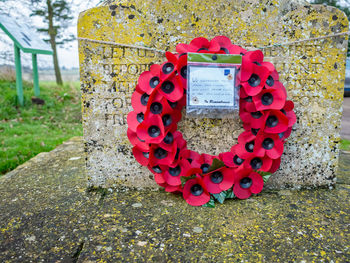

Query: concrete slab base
[0,137,349,262]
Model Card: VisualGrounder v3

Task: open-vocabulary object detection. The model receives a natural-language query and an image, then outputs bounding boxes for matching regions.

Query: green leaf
[202,196,215,208]
[213,191,226,204]
[256,171,272,183]
[207,158,225,173]
[262,174,272,183]
[180,175,196,187]
[256,171,271,177]
[224,188,235,199]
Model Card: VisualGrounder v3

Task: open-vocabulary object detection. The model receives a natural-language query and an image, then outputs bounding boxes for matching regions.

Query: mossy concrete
[0,137,349,262]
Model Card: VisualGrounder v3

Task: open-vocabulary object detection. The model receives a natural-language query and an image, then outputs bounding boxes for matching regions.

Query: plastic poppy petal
[127,129,149,152]
[240,62,254,82]
[244,50,264,64]
[286,110,297,127]
[183,178,210,206]
[266,139,284,159]
[165,184,182,193]
[264,110,289,134]
[253,88,287,111]
[158,76,184,102]
[241,81,264,97]
[131,90,148,113]
[127,111,143,132]
[249,172,264,194]
[132,146,149,166]
[269,157,281,173]
[165,51,178,64]
[154,173,166,185]
[136,114,165,144]
[219,151,235,167]
[233,182,252,199]
[138,71,159,95]
[149,143,177,166]
[180,149,201,164]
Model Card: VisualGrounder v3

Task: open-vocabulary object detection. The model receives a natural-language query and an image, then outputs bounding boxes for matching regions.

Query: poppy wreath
[127,36,296,207]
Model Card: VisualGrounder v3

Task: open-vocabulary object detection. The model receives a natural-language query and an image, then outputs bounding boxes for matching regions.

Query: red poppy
[127,111,144,132]
[136,114,165,144]
[269,157,281,173]
[244,154,272,172]
[264,110,289,134]
[144,91,172,117]
[169,132,188,166]
[148,164,168,186]
[240,108,268,129]
[164,184,183,193]
[127,129,149,152]
[282,100,297,128]
[183,176,210,206]
[164,159,191,186]
[149,143,177,166]
[190,153,216,174]
[138,64,161,95]
[239,87,257,112]
[165,52,188,89]
[254,132,284,159]
[233,168,264,199]
[235,131,258,159]
[132,146,149,166]
[157,75,184,102]
[176,37,220,54]
[219,147,245,169]
[131,88,149,113]
[158,129,177,152]
[253,87,287,111]
[203,167,235,194]
[211,35,247,55]
[179,149,201,164]
[240,50,270,96]
[279,127,293,141]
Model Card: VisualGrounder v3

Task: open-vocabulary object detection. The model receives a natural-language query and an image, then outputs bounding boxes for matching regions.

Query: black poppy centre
[150,76,160,89]
[262,138,274,150]
[161,81,175,94]
[250,157,263,169]
[154,147,168,159]
[261,93,273,106]
[248,73,261,87]
[150,102,163,114]
[240,177,252,189]
[210,171,223,184]
[162,62,174,74]
[266,115,278,127]
[191,184,204,196]
[162,114,172,126]
[148,125,160,137]
[201,163,210,174]
[233,155,244,165]
[163,132,174,144]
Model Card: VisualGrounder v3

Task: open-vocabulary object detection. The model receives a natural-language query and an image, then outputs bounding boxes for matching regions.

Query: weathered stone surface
[78,0,348,188]
[0,137,101,262]
[0,138,349,262]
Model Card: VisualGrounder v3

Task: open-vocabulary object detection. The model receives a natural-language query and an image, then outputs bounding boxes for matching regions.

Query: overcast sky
[0,0,101,69]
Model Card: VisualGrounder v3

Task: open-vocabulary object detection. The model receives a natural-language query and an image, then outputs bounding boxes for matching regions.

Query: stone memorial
[78,0,348,190]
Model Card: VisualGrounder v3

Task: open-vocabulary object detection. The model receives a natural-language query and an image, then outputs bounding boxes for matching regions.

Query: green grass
[0,79,82,175]
[340,139,350,151]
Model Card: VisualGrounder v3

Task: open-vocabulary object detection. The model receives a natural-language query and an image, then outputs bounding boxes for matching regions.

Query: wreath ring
[127,36,296,207]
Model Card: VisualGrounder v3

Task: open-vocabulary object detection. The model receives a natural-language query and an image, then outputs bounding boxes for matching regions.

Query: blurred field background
[0,74,82,175]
